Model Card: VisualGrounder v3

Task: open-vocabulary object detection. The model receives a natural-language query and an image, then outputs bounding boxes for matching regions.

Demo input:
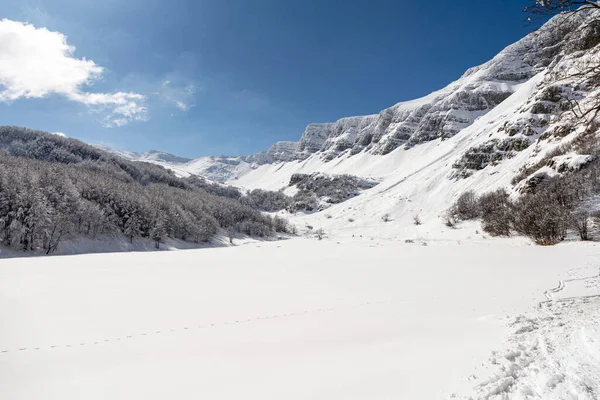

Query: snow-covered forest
[0,126,292,253]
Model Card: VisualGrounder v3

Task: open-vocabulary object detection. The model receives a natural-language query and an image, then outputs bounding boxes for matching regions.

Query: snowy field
[1,238,599,399]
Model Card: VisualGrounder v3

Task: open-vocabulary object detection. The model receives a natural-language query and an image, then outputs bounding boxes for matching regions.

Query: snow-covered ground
[455,255,600,400]
[1,237,598,399]
[0,232,270,259]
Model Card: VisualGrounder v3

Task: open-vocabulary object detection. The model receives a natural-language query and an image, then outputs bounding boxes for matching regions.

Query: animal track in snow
[0,300,385,355]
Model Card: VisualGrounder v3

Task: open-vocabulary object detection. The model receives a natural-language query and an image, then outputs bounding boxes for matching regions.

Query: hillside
[98,9,600,243]
[0,126,292,255]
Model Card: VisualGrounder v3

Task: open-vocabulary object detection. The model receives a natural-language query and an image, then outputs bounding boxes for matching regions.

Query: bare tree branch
[525,1,600,131]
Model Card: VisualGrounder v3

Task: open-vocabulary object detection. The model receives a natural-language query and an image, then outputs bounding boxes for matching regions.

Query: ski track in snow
[0,300,384,355]
[453,256,600,400]
[541,256,600,305]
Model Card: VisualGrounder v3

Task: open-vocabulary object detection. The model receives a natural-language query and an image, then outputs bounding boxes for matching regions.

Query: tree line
[0,126,292,253]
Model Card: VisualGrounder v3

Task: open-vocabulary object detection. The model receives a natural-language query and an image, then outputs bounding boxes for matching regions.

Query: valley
[2,3,600,399]
[1,238,598,399]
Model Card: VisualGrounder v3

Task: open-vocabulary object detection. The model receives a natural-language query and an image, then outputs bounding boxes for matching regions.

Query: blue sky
[0,0,533,158]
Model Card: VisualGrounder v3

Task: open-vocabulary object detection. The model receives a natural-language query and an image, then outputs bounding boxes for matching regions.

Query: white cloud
[0,19,147,127]
[158,79,196,112]
[51,131,66,137]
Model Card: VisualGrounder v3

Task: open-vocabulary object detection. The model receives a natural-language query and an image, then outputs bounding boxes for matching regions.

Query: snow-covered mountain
[94,145,192,164]
[105,10,600,234]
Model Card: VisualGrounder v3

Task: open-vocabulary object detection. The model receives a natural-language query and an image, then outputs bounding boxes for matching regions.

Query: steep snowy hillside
[233,9,600,235]
[236,10,572,165]
[93,145,197,178]
[234,76,545,239]
[103,10,600,237]
[97,143,253,181]
[94,145,192,164]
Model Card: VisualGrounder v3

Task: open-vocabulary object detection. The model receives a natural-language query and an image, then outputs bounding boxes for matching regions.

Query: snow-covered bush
[315,228,325,240]
[473,168,589,244]
[513,174,583,245]
[478,189,513,237]
[273,216,291,233]
[241,189,291,212]
[513,197,567,245]
[184,175,242,200]
[442,211,457,228]
[572,212,591,241]
[288,191,318,213]
[450,190,480,221]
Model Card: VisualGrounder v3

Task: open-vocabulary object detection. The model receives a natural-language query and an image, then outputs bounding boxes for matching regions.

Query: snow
[2,75,599,398]
[282,184,299,197]
[0,231,277,259]
[183,156,253,182]
[549,154,595,172]
[2,10,599,400]
[1,238,599,399]
[99,6,584,180]
[93,144,196,178]
[454,260,600,400]
[225,75,545,241]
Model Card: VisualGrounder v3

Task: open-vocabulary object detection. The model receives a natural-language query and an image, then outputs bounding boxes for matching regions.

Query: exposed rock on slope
[238,10,596,164]
[104,9,600,216]
[286,173,379,212]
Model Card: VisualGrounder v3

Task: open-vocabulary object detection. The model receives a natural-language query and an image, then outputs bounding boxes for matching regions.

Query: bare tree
[525,1,600,130]
[315,228,325,240]
[413,214,422,225]
[443,211,456,228]
[479,189,513,237]
[572,211,592,240]
[227,227,235,245]
[452,191,480,221]
[525,1,600,19]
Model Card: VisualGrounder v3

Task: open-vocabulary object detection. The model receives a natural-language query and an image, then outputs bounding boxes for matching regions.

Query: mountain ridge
[101,9,600,192]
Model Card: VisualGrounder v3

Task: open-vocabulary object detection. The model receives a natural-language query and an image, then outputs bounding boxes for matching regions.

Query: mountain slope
[93,145,198,178]
[0,127,294,255]
[107,10,600,240]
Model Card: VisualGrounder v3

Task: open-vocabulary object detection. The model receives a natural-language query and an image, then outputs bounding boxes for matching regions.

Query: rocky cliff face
[245,141,300,164]
[104,9,600,187]
[242,10,597,164]
[451,10,600,180]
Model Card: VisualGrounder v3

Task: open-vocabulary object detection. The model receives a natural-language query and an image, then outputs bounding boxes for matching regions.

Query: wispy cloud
[0,19,147,127]
[157,79,197,112]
